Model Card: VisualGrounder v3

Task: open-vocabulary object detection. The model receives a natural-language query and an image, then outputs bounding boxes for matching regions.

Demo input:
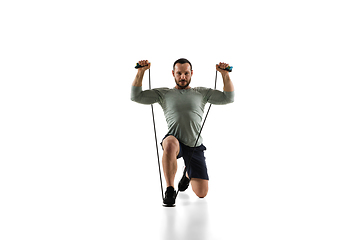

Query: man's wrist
[221,70,230,75]
[221,71,230,81]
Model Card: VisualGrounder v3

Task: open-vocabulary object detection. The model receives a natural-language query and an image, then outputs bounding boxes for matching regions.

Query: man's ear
[172,70,175,77]
[191,70,193,76]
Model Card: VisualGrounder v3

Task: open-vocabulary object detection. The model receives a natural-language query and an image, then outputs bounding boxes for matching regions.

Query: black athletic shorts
[160,134,209,180]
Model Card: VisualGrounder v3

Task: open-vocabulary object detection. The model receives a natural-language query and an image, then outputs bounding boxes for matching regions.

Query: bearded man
[131,58,234,206]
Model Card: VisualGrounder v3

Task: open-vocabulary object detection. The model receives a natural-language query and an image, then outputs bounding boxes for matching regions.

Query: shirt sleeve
[200,88,234,105]
[131,86,168,105]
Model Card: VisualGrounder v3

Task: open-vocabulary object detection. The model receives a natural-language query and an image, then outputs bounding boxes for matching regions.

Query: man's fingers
[138,60,149,67]
[137,60,151,70]
[218,62,224,69]
[216,62,230,72]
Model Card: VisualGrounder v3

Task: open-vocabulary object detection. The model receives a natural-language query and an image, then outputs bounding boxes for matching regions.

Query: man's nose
[181,74,186,79]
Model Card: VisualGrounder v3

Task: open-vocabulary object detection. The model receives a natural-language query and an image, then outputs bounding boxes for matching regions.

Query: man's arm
[216,62,234,92]
[131,60,167,105]
[132,60,151,87]
[221,71,234,92]
[200,62,234,105]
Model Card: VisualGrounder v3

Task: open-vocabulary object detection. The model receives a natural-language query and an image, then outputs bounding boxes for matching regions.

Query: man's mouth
[176,79,190,89]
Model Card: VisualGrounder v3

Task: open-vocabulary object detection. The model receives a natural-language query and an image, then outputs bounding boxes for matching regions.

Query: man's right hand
[137,60,151,71]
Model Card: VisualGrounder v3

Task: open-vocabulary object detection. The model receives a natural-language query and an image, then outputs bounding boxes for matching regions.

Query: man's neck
[175,86,191,90]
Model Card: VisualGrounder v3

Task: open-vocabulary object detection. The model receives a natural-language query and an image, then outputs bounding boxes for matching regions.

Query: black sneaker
[163,186,176,207]
[178,174,190,192]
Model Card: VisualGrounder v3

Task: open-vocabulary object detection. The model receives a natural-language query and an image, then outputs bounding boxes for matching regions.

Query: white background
[1,0,359,239]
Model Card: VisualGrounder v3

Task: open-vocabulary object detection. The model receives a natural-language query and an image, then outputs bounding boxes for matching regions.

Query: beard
[175,78,191,89]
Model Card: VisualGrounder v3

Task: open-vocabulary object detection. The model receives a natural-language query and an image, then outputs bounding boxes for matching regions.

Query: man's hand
[137,60,151,72]
[216,62,230,74]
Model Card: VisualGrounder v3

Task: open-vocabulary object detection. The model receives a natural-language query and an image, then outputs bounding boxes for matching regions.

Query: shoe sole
[178,187,188,192]
[163,203,176,207]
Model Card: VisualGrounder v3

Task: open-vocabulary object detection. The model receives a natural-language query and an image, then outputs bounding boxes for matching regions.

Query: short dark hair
[173,58,192,71]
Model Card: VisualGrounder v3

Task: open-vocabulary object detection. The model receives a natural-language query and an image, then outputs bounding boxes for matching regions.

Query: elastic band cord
[149,69,164,200]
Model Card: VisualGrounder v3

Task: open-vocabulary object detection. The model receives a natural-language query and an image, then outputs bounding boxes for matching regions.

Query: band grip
[135,63,149,69]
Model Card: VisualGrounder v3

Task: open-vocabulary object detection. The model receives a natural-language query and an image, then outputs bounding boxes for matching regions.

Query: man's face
[172,63,193,89]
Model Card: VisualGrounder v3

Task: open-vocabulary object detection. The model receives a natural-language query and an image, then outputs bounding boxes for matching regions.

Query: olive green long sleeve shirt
[131,86,234,147]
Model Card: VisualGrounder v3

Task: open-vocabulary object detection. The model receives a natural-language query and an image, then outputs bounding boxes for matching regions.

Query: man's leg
[191,178,208,198]
[183,144,208,198]
[161,135,180,187]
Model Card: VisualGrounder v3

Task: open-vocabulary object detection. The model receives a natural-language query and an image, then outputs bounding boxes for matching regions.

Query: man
[131,58,234,206]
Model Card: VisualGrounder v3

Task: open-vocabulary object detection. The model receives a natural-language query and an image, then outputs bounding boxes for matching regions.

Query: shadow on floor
[160,193,212,240]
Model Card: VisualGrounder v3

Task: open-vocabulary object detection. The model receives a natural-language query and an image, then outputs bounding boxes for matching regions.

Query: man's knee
[195,189,208,198]
[191,179,208,198]
[162,136,179,155]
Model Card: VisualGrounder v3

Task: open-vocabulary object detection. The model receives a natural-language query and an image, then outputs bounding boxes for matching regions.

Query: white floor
[122,184,239,240]
[121,177,360,240]
[1,171,359,240]
[159,193,214,240]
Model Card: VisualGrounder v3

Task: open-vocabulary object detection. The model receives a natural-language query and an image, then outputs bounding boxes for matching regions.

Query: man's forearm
[222,72,234,92]
[132,69,146,87]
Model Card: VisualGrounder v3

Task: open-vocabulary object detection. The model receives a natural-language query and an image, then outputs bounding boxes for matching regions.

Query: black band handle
[135,63,149,69]
[217,65,233,72]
